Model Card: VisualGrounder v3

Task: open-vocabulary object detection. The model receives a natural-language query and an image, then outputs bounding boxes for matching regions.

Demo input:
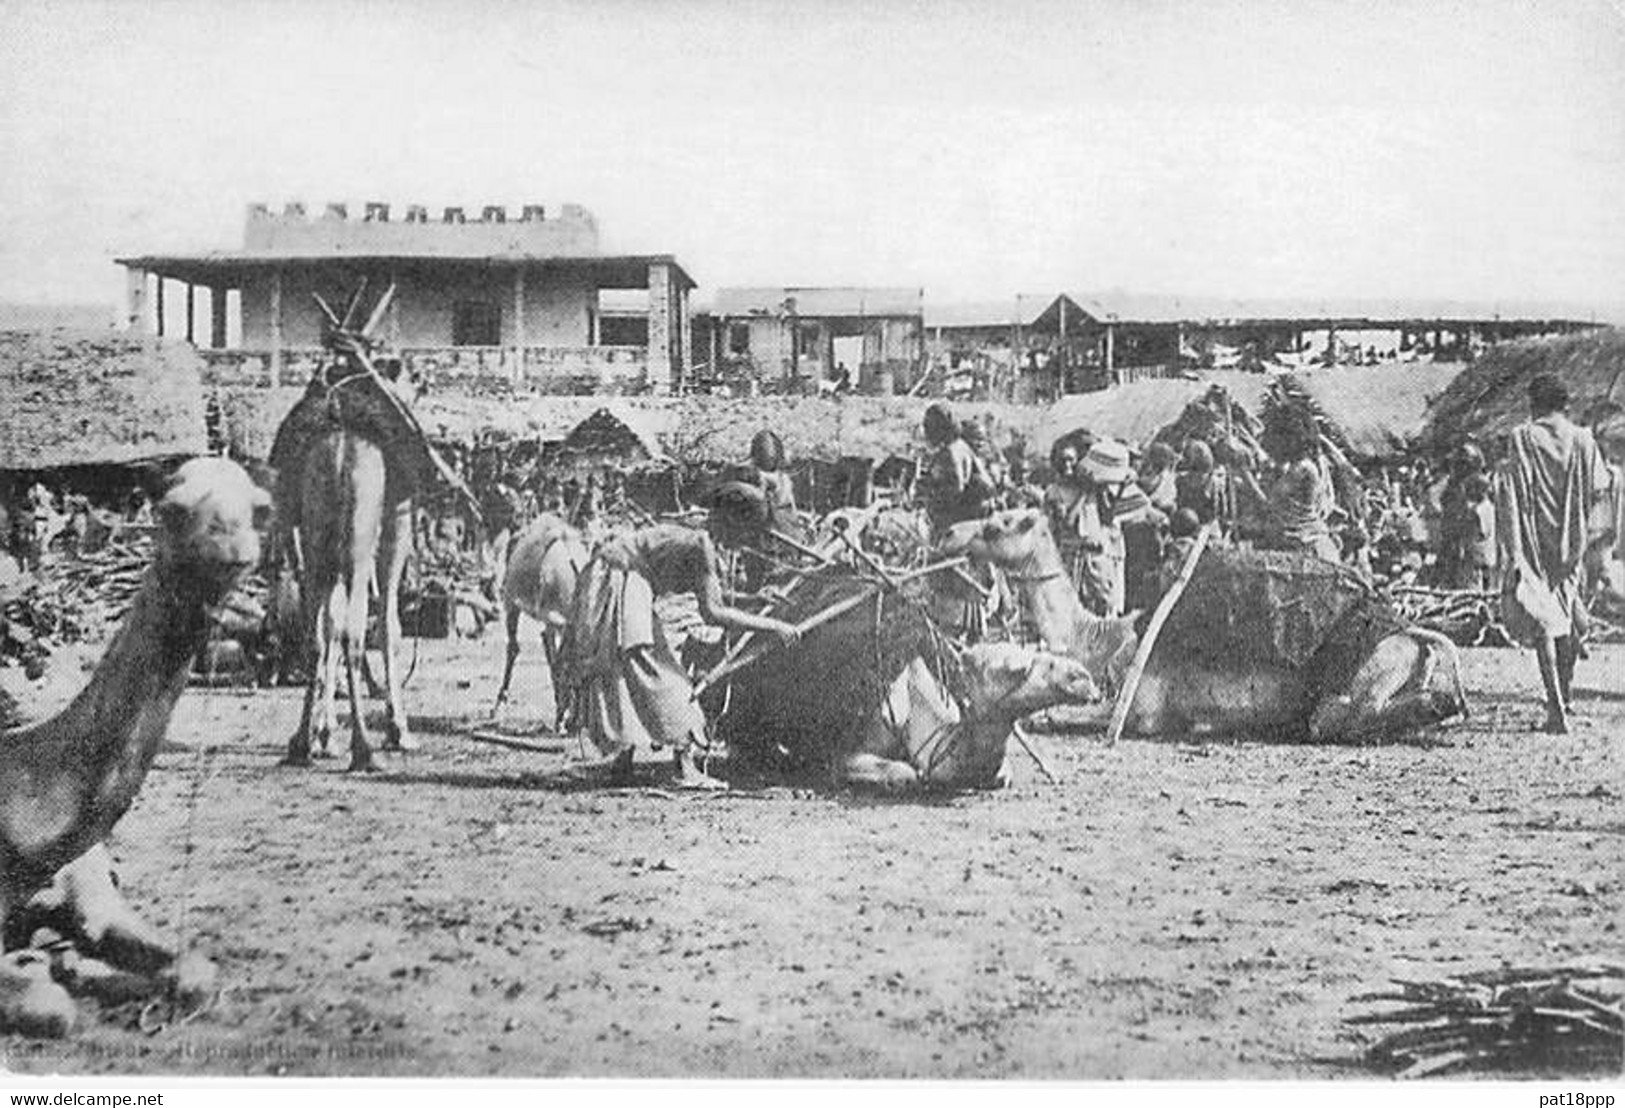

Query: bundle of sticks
[2,539,154,666]
[1387,584,1510,647]
[1349,964,1624,1078]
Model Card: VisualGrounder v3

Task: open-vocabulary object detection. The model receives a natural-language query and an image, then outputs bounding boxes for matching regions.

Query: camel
[280,288,430,772]
[285,425,416,771]
[937,509,1140,688]
[490,512,589,722]
[844,642,1100,790]
[0,457,267,1032]
[942,508,1468,743]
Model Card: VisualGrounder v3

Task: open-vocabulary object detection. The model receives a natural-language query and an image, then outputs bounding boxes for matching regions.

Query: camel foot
[1541,709,1570,735]
[380,719,418,753]
[280,747,313,768]
[563,746,634,786]
[346,754,381,774]
[0,950,77,1038]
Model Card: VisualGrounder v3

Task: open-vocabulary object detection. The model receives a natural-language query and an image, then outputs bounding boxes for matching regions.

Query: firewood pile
[1,539,153,670]
[1349,964,1624,1078]
[1387,585,1513,647]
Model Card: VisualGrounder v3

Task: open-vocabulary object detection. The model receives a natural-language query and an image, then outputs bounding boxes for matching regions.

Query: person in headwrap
[747,429,800,533]
[1137,442,1180,516]
[1174,439,1225,526]
[1438,442,1496,590]
[1495,374,1609,733]
[562,482,801,788]
[1253,415,1340,562]
[921,403,994,537]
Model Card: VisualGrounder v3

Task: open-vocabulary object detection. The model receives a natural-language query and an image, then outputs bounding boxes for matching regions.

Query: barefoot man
[560,482,800,789]
[1495,374,1609,733]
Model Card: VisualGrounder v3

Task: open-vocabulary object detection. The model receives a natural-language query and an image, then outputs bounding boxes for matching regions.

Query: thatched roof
[0,330,207,470]
[1424,328,1625,459]
[1290,362,1467,459]
[1033,364,1467,461]
[1034,376,1272,457]
[556,408,669,465]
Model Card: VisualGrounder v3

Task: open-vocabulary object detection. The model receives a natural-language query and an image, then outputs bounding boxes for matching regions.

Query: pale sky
[2,0,1623,319]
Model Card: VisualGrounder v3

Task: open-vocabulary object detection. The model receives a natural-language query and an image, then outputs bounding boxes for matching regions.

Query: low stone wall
[213,382,1047,466]
[200,345,651,395]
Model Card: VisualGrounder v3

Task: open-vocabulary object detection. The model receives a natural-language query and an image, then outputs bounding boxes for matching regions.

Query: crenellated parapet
[242,200,600,255]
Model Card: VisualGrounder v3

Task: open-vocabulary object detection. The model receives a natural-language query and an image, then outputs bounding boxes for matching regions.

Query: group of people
[0,480,154,577]
[913,379,1622,735]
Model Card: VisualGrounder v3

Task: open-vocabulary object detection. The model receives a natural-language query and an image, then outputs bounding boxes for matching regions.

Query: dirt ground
[2,633,1619,1079]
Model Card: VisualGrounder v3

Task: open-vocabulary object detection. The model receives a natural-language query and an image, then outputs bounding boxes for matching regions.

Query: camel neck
[1005,546,1088,654]
[23,558,212,850]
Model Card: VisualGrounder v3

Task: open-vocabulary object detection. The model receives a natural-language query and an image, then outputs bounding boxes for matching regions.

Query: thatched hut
[0,330,207,490]
[1424,328,1625,460]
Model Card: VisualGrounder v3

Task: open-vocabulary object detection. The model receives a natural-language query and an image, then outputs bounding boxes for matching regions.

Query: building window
[728,323,750,355]
[452,300,501,346]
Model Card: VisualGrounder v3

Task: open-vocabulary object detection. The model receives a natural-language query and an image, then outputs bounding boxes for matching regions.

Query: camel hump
[269,374,474,524]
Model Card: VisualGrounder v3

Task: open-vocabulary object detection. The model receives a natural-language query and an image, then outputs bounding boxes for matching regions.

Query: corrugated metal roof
[924,299,1037,330]
[714,287,923,319]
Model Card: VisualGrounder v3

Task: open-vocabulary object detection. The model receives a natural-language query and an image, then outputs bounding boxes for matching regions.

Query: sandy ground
[1,634,1619,1079]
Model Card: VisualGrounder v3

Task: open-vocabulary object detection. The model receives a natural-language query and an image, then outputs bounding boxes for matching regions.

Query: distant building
[927,291,1605,399]
[708,287,925,395]
[116,202,696,395]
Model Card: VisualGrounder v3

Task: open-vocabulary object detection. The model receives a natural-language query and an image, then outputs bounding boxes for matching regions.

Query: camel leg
[317,583,347,757]
[1311,634,1461,743]
[543,625,571,732]
[493,604,522,714]
[376,498,416,752]
[337,570,378,772]
[284,575,331,766]
[45,845,173,975]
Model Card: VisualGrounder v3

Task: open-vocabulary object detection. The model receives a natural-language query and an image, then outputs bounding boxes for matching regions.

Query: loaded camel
[0,458,267,1034]
[490,513,590,723]
[942,508,1467,742]
[843,641,1099,790]
[278,286,428,772]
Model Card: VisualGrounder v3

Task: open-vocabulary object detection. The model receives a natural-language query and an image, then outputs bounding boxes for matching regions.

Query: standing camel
[490,512,589,723]
[277,286,430,771]
[0,458,266,1032]
[286,426,416,770]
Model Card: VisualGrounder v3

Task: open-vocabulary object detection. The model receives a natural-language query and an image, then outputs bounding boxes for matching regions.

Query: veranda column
[210,285,228,349]
[647,262,673,394]
[511,266,527,384]
[125,268,149,334]
[268,268,284,385]
[674,282,692,394]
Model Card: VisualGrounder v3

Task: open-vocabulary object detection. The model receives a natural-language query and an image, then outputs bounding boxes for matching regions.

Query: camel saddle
[268,359,478,525]
[1155,544,1405,697]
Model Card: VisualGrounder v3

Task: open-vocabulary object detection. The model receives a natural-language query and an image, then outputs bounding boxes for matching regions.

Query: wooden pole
[154,277,166,338]
[1009,720,1059,785]
[1105,526,1211,747]
[693,586,880,697]
[185,283,195,344]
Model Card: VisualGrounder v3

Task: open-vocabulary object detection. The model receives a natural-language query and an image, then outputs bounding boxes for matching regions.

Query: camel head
[960,642,1101,718]
[155,458,271,600]
[913,643,1101,788]
[937,508,1052,569]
